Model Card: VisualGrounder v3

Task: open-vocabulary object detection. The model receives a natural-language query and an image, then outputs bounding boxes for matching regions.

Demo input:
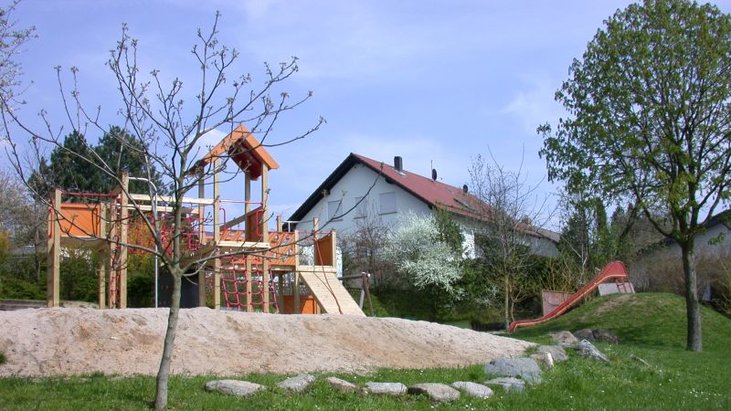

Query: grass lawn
[1,293,729,410]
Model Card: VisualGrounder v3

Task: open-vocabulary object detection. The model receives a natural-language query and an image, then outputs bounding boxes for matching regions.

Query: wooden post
[277,272,284,312]
[118,173,129,308]
[261,165,270,312]
[212,158,221,309]
[261,165,269,244]
[198,171,207,308]
[97,202,108,309]
[244,173,251,214]
[197,171,206,245]
[293,231,300,314]
[47,189,61,308]
[245,257,253,312]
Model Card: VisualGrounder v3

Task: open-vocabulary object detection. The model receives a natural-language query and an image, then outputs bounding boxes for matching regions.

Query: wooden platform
[298,268,365,316]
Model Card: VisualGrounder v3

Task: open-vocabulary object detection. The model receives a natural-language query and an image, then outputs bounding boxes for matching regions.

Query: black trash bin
[157,267,199,308]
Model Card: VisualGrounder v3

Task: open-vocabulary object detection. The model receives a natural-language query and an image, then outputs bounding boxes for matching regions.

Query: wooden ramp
[298,269,365,316]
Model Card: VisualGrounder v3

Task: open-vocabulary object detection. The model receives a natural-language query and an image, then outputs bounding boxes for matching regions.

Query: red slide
[508,261,631,333]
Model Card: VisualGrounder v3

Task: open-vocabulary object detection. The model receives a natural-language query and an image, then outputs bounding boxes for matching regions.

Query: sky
[8,0,731,229]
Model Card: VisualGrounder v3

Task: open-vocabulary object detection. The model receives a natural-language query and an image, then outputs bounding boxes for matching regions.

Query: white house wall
[630,221,730,300]
[293,163,432,235]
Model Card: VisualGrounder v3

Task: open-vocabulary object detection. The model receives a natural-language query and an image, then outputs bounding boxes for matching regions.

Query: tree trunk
[681,241,702,352]
[155,268,182,410]
[503,276,510,330]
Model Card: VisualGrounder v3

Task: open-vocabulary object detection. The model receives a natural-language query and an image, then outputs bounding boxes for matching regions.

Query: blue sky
[10,0,731,227]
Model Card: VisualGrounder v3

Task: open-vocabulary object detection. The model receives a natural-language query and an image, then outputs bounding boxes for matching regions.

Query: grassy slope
[503,292,731,410]
[0,293,729,410]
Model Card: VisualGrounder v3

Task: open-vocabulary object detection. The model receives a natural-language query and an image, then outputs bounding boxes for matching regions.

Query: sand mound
[0,308,532,377]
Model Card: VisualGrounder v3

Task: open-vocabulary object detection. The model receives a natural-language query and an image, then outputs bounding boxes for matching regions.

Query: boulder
[484,377,525,393]
[277,374,316,392]
[576,339,610,363]
[366,382,407,396]
[326,376,359,393]
[408,383,460,402]
[537,345,568,362]
[592,328,620,343]
[550,330,579,347]
[573,328,595,341]
[204,379,265,397]
[451,381,494,398]
[485,357,542,384]
[530,352,554,369]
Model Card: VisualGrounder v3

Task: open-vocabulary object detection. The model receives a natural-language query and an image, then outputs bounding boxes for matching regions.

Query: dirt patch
[0,308,533,377]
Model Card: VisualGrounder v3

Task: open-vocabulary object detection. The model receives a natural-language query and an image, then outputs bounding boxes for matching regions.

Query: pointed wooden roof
[192,124,279,180]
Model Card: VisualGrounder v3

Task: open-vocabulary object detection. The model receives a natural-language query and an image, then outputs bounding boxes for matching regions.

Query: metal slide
[508,261,632,333]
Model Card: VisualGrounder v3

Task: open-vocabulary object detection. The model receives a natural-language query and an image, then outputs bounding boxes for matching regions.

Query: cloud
[501,76,566,135]
[227,2,482,82]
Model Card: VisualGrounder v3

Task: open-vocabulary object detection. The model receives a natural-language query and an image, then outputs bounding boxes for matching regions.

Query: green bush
[0,276,44,300]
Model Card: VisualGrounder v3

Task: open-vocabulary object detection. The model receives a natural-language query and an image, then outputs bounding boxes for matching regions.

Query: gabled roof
[288,153,488,223]
[189,124,279,180]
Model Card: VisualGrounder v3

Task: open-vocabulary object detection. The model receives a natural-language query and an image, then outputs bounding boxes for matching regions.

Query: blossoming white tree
[383,211,462,297]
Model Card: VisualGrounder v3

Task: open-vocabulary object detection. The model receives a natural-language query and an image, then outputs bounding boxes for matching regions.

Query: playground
[45,124,363,316]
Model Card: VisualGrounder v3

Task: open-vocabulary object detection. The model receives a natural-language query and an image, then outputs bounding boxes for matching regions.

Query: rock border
[205,330,612,403]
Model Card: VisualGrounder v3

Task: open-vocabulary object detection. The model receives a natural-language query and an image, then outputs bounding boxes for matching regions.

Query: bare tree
[468,153,551,329]
[2,13,322,409]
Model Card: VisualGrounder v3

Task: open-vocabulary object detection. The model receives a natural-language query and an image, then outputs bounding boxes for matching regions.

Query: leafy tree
[539,0,731,351]
[30,127,164,199]
[434,207,464,255]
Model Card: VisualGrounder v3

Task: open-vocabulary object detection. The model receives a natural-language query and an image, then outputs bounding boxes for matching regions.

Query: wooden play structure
[46,124,364,316]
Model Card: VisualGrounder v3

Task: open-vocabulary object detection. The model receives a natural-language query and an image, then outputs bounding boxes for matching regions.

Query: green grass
[1,293,729,410]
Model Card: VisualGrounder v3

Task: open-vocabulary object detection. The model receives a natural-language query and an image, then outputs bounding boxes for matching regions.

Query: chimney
[431,168,438,181]
[394,156,403,172]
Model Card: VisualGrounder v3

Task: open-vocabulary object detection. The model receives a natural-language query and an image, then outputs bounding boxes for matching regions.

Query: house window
[328,200,343,221]
[354,196,367,219]
[379,192,396,215]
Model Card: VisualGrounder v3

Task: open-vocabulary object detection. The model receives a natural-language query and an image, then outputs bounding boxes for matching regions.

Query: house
[287,153,559,258]
[630,209,730,302]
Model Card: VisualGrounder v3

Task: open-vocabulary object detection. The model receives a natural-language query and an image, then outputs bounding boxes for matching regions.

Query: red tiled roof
[351,154,488,220]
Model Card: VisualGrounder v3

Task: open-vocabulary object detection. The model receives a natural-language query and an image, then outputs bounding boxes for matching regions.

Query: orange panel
[267,231,296,266]
[245,207,264,242]
[58,203,102,238]
[314,233,334,266]
[282,295,318,314]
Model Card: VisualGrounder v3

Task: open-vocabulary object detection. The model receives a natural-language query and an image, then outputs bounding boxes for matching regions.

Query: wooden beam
[261,164,269,244]
[213,158,221,310]
[198,172,206,307]
[118,173,129,309]
[47,189,61,308]
[128,193,215,205]
[97,203,108,309]
[245,257,253,312]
